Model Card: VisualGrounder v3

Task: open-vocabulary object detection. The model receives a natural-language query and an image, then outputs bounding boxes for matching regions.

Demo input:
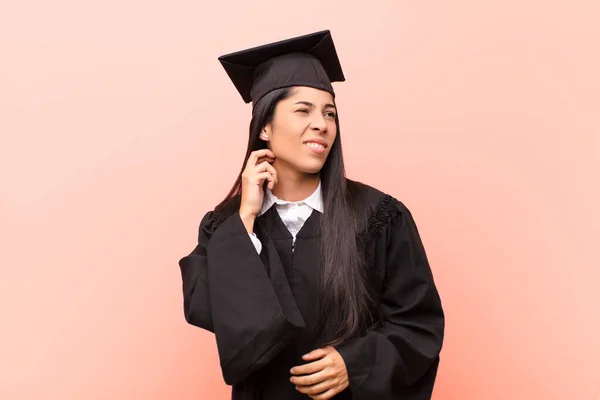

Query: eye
[296,108,310,114]
[325,111,337,119]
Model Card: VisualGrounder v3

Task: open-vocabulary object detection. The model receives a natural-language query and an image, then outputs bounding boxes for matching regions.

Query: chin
[297,162,326,175]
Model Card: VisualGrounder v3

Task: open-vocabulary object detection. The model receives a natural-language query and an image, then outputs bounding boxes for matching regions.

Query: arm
[179,210,305,385]
[336,202,445,399]
[179,212,216,332]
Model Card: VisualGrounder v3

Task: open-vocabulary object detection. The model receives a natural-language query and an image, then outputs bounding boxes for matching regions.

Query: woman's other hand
[290,347,349,399]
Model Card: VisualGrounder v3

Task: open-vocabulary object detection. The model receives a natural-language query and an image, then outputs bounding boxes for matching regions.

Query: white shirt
[249,181,324,254]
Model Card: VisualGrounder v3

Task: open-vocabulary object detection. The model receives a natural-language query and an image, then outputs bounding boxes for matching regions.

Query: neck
[271,162,320,202]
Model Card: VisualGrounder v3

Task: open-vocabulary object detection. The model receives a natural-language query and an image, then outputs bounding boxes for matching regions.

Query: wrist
[239,210,257,233]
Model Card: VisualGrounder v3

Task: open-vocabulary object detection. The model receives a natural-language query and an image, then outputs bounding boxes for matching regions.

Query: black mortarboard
[218,30,345,104]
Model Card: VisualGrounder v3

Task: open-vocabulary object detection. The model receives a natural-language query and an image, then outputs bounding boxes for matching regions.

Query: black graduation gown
[179,182,445,399]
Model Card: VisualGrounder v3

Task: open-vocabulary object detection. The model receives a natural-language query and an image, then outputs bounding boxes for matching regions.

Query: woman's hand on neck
[270,161,320,202]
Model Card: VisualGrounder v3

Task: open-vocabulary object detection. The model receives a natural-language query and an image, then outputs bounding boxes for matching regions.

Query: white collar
[259,181,324,216]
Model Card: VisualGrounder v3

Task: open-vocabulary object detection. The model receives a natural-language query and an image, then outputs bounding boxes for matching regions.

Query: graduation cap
[218,30,346,104]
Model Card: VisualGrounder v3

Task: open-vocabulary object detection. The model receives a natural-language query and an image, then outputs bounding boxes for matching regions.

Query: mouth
[304,140,328,154]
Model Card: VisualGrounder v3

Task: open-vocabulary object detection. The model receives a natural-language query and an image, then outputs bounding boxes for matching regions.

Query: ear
[259,127,270,141]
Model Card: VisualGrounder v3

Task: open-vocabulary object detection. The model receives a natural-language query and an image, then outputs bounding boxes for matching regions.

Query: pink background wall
[1,1,598,399]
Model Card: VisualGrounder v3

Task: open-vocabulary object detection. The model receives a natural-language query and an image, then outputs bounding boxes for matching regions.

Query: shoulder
[346,178,411,215]
[346,179,413,241]
[197,194,241,240]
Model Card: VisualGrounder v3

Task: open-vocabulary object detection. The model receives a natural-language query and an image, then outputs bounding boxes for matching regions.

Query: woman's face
[262,86,337,175]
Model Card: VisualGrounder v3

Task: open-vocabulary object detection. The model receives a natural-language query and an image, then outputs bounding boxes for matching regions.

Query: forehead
[286,86,335,105]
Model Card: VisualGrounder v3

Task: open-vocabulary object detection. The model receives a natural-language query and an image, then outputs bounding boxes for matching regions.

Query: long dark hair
[216,87,379,347]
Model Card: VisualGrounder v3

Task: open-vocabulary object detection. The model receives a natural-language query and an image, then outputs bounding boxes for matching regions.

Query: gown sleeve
[336,199,445,400]
[179,210,306,385]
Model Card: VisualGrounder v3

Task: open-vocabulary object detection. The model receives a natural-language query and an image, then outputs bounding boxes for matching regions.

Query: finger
[310,388,338,400]
[295,378,336,396]
[253,172,275,187]
[256,156,275,165]
[290,368,332,387]
[247,149,275,167]
[255,162,278,183]
[265,163,278,184]
[302,348,330,361]
[255,160,276,172]
[291,357,329,376]
[267,175,275,190]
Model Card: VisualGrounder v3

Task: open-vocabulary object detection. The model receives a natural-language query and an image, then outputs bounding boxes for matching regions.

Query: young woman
[179,30,445,400]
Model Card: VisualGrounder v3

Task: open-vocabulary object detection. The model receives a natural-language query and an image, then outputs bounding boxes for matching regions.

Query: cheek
[328,121,338,140]
[269,133,298,157]
[329,120,337,133]
[270,124,305,151]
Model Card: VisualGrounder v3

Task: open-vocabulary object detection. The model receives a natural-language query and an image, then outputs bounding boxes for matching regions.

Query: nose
[310,112,327,133]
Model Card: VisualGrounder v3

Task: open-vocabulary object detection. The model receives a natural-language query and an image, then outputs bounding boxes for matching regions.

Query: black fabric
[179,181,445,399]
[218,30,345,104]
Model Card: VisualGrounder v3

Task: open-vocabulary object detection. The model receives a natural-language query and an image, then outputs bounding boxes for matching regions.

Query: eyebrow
[294,101,336,110]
